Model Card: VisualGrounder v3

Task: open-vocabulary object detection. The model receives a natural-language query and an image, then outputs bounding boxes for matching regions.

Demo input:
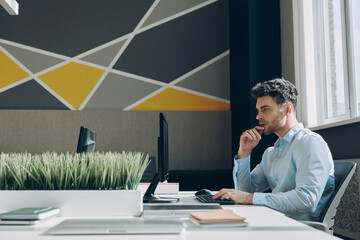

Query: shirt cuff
[234,155,250,169]
[252,192,266,205]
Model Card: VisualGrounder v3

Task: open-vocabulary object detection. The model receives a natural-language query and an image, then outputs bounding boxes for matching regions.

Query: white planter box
[0,190,143,217]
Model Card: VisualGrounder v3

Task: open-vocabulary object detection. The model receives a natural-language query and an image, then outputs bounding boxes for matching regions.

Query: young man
[214,78,335,221]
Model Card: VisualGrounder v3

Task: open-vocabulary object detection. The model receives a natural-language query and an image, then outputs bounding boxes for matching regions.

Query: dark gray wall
[229,0,281,167]
[316,123,360,159]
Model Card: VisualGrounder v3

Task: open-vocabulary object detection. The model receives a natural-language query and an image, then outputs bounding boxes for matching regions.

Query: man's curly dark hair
[251,78,298,108]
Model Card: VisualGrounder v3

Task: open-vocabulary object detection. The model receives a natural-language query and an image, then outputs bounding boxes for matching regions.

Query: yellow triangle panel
[131,88,230,111]
[39,62,104,109]
[0,50,29,88]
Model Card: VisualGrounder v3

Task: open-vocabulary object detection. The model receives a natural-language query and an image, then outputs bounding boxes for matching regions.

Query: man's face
[255,96,287,135]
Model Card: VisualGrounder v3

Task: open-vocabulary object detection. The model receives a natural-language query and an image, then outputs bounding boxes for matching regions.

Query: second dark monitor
[76,126,96,153]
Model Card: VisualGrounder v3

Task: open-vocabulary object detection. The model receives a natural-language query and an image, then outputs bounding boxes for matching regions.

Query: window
[293,0,360,129]
[350,0,360,114]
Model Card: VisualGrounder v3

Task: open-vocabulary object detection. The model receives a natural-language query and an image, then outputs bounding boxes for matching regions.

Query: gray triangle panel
[0,43,65,74]
[142,0,209,27]
[80,40,127,67]
[0,80,69,109]
[0,1,154,57]
[113,0,229,83]
[176,54,230,100]
[84,72,161,110]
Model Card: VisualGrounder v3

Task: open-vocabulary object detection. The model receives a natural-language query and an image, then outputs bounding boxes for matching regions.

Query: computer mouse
[195,189,212,196]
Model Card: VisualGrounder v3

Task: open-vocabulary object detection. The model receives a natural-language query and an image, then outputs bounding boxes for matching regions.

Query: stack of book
[0,207,60,225]
[189,209,247,228]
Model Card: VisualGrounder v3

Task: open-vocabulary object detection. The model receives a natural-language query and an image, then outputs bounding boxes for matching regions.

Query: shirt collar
[274,123,304,148]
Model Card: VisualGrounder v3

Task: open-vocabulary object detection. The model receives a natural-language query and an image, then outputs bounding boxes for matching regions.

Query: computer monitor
[143,113,179,203]
[158,112,169,182]
[76,126,96,153]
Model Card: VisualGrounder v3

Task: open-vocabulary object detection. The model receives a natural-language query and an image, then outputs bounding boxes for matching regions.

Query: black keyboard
[195,194,236,205]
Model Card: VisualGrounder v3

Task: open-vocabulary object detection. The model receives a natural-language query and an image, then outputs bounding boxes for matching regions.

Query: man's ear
[285,102,293,115]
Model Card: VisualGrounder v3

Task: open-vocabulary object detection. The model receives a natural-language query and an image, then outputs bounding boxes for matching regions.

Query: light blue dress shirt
[233,123,335,221]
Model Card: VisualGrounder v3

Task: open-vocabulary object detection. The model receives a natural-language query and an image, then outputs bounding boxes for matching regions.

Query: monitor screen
[76,126,96,153]
[143,113,178,203]
[158,113,169,182]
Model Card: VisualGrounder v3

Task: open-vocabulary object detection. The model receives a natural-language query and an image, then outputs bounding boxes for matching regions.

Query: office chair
[303,161,357,235]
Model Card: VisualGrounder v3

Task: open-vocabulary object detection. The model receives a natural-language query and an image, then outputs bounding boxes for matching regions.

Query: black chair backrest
[334,162,355,191]
[319,161,356,222]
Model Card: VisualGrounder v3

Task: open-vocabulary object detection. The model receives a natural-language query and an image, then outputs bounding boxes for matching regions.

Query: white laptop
[46,218,183,235]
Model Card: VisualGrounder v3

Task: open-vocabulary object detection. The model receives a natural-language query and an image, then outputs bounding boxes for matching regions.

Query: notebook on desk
[46,218,183,235]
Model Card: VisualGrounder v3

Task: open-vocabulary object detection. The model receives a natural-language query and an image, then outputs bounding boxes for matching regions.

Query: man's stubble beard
[263,110,286,135]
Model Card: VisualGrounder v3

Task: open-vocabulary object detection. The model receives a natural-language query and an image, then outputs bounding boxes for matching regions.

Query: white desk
[0,192,341,240]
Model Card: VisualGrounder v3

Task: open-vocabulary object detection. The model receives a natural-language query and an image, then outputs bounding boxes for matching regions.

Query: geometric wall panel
[113,0,229,83]
[142,0,209,27]
[80,40,127,67]
[0,50,29,89]
[0,43,65,74]
[38,63,104,109]
[85,72,161,110]
[0,0,229,111]
[176,54,230,100]
[131,88,230,111]
[0,80,69,109]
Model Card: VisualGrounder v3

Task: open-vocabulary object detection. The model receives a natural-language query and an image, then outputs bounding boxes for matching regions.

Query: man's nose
[256,112,262,120]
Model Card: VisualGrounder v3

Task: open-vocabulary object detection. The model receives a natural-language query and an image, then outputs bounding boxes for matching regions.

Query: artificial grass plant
[0,152,149,190]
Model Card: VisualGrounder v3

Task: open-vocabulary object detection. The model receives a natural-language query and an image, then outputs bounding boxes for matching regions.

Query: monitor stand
[143,173,179,203]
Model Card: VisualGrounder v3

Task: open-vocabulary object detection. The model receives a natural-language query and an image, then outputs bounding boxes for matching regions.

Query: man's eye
[263,108,269,112]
